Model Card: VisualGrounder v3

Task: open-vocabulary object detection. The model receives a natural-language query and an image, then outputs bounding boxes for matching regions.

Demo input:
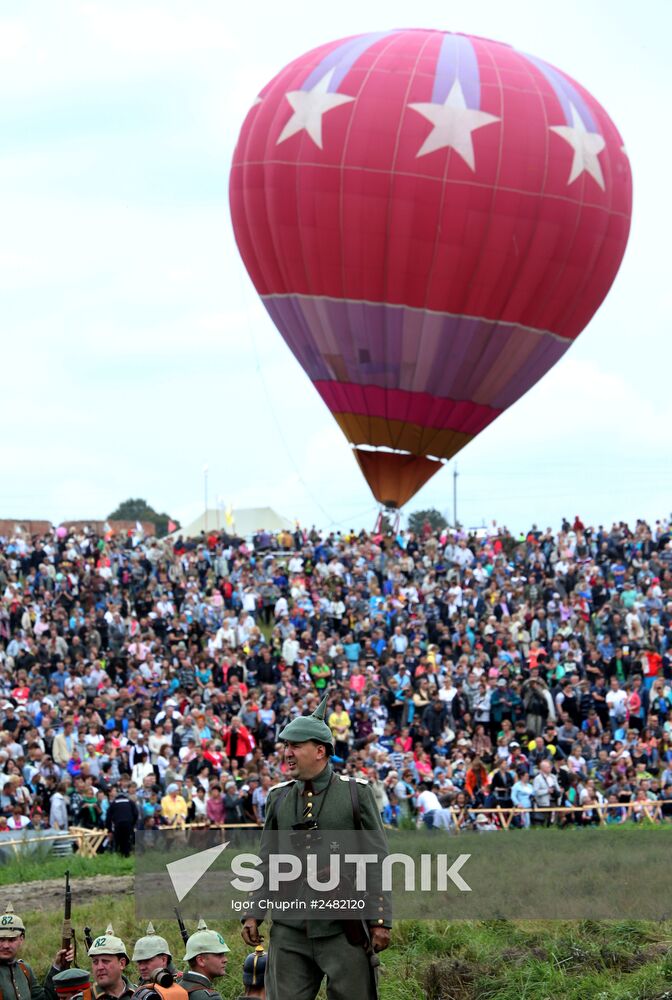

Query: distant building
[0,518,156,538]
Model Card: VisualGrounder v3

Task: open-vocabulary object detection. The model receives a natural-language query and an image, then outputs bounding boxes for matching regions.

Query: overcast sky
[1,0,670,535]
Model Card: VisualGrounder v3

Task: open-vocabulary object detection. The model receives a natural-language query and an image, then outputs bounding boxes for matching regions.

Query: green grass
[7,891,672,1000]
[0,851,133,885]
[384,920,672,1000]
[4,851,672,998]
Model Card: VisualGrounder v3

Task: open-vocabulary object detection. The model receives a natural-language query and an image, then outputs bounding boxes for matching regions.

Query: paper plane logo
[166,841,229,902]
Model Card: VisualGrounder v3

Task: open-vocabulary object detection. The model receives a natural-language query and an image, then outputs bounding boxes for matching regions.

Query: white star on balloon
[408,79,500,169]
[276,68,354,149]
[549,102,606,190]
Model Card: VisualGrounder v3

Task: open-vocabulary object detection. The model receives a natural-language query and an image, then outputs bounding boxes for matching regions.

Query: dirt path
[0,875,134,912]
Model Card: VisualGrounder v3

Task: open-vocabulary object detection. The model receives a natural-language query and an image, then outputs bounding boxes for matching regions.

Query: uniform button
[377,918,384,925]
[306,813,313,819]
[378,907,384,913]
[306,791,313,797]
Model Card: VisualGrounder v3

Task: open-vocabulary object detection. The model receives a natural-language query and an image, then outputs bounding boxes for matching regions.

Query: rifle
[174,909,189,946]
[84,927,93,952]
[61,870,75,967]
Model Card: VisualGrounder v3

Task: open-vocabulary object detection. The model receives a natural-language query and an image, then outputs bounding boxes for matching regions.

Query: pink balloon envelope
[230,30,632,507]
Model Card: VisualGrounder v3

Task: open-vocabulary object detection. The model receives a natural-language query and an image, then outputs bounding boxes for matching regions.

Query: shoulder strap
[348,778,362,830]
[18,961,31,982]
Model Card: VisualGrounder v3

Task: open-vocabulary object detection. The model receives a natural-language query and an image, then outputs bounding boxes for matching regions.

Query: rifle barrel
[174,908,189,946]
[61,870,73,967]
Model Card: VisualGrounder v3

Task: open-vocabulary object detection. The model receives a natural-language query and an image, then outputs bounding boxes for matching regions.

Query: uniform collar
[296,761,332,794]
[183,972,212,984]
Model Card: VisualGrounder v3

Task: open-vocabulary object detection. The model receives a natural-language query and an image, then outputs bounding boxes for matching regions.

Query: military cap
[52,968,91,997]
[0,904,25,938]
[278,694,334,753]
[132,922,171,962]
[242,946,267,988]
[88,924,129,960]
[183,919,229,962]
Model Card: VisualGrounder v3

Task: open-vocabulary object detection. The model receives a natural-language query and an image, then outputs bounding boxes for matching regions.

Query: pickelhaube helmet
[277,694,334,753]
[0,904,25,938]
[88,924,129,960]
[242,946,267,988]
[132,922,171,963]
[182,918,230,962]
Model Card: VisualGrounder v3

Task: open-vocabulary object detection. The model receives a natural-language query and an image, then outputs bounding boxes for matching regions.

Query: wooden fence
[1,804,665,859]
[442,800,666,830]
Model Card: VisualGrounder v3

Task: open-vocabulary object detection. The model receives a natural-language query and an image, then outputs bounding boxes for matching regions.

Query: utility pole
[453,464,459,529]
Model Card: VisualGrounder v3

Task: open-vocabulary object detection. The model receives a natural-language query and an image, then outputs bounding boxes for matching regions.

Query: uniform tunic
[180,970,222,1000]
[260,762,390,1000]
[0,959,46,1000]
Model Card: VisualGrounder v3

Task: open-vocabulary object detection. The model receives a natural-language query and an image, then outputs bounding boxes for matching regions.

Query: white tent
[173,506,293,539]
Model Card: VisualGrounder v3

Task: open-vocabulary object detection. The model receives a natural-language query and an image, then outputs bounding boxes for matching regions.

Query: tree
[407,508,448,536]
[107,498,180,539]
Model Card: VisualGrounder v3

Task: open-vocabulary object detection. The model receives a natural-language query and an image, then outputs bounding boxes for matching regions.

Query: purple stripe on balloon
[432,33,480,107]
[521,52,598,132]
[302,32,395,93]
[262,295,572,412]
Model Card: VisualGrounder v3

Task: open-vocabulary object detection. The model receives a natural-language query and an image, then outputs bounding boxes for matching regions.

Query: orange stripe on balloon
[332,412,473,460]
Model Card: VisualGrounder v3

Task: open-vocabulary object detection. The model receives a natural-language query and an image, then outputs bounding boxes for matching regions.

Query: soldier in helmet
[86,926,135,1000]
[241,695,391,1000]
[132,923,184,1000]
[181,921,228,1000]
[0,904,46,1000]
[237,947,266,999]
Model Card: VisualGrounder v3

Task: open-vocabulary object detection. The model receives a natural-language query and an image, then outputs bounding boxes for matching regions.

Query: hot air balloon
[229,30,632,508]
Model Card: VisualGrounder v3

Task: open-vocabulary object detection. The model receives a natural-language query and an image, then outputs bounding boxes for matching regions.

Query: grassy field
[3,853,672,998]
[6,895,672,998]
[0,852,133,885]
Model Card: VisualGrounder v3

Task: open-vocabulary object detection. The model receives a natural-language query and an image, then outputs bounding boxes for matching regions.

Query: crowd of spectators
[1,512,672,848]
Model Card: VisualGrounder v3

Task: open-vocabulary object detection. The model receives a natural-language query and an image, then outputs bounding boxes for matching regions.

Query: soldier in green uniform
[86,926,136,1000]
[0,905,46,1000]
[236,947,266,999]
[132,923,181,987]
[181,922,229,1000]
[241,696,391,1000]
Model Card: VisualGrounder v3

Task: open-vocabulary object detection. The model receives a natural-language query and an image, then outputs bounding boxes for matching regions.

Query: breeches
[266,923,376,1000]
